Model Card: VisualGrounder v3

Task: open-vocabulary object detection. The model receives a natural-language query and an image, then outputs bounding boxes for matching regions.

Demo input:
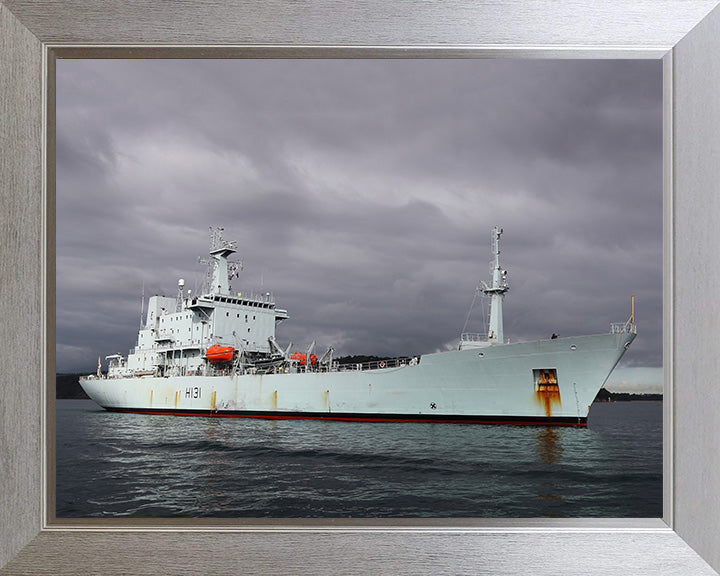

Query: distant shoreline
[56,373,90,399]
[55,373,662,402]
[594,388,663,402]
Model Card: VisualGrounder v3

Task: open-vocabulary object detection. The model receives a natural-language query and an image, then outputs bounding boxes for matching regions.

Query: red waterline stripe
[105,408,587,427]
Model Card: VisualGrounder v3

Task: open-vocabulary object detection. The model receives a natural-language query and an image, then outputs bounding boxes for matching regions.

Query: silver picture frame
[2,1,720,574]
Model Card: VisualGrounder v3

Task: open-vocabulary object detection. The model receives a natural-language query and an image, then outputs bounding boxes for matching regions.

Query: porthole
[478,352,484,357]
[570,344,577,350]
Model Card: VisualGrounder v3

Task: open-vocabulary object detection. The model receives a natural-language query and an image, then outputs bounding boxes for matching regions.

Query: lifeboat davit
[206,344,235,363]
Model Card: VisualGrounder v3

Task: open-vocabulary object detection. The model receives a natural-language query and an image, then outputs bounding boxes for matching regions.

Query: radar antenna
[209,226,237,252]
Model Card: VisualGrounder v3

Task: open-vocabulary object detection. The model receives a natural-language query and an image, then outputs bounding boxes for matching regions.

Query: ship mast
[481,226,509,344]
[200,227,242,295]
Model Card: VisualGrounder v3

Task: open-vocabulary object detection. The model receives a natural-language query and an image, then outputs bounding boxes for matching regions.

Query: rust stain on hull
[536,385,561,417]
[534,370,561,417]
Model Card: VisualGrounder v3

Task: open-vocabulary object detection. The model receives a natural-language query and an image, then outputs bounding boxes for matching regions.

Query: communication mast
[480,226,509,343]
[198,227,242,294]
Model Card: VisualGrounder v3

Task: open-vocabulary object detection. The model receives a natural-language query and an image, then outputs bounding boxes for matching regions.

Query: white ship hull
[80,331,635,426]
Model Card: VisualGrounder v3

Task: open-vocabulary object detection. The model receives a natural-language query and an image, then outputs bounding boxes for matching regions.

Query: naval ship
[79,226,636,426]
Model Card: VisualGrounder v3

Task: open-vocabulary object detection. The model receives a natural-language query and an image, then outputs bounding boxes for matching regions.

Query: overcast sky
[56,58,662,392]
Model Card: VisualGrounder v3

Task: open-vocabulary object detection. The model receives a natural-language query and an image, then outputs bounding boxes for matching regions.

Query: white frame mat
[2,1,720,574]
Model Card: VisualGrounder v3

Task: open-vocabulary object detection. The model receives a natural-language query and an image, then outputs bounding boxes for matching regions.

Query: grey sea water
[55,399,662,518]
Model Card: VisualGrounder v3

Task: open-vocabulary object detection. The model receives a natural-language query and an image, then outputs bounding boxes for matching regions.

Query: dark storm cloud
[56,59,662,390]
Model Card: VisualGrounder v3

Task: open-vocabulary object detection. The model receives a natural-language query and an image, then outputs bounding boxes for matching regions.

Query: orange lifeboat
[290,352,318,366]
[206,344,235,363]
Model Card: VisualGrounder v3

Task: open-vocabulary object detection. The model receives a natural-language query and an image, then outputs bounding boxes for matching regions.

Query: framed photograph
[2,1,720,574]
[52,57,663,521]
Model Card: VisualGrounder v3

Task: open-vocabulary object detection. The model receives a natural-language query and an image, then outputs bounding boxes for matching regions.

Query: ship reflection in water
[535,426,563,466]
[56,399,662,519]
[534,427,564,507]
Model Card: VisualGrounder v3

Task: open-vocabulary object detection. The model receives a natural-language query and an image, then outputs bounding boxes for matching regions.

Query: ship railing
[335,356,418,372]
[611,317,637,335]
[460,332,486,343]
[203,290,276,305]
[248,363,337,375]
[611,295,637,334]
[133,341,204,354]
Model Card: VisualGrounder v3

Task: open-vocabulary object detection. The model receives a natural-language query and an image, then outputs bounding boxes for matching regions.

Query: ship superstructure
[109,227,290,379]
[80,226,637,426]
